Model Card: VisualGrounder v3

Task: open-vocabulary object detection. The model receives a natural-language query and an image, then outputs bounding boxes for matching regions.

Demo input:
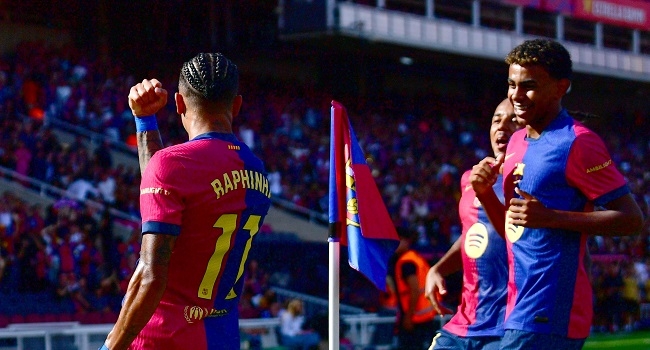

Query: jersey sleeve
[139,150,184,235]
[565,127,629,207]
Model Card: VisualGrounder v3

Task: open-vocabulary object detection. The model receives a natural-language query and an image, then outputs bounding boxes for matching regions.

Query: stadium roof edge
[281,3,650,83]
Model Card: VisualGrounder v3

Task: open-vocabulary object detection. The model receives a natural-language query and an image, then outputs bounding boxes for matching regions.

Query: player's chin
[514,109,532,122]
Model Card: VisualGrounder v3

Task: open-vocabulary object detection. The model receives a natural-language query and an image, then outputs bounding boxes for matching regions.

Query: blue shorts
[499,329,585,350]
[429,329,502,350]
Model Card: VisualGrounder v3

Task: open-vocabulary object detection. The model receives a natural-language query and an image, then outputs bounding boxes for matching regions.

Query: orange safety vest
[395,250,437,324]
[379,283,398,312]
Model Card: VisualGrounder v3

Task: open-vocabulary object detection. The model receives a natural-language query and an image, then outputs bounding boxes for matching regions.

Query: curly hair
[179,52,239,105]
[505,39,572,80]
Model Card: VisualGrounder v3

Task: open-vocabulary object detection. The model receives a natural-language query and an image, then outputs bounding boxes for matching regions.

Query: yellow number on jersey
[198,214,261,300]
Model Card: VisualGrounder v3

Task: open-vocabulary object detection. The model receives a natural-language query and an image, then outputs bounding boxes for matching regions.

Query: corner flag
[328,100,399,291]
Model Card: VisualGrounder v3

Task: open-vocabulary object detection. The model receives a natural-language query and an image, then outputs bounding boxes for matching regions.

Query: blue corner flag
[328,100,399,291]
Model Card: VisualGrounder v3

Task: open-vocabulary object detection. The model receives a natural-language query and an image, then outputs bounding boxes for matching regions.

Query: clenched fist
[128,79,168,117]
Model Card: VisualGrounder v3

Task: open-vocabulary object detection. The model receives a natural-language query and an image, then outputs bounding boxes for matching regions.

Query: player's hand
[425,267,453,315]
[469,153,503,195]
[507,188,552,228]
[128,79,168,117]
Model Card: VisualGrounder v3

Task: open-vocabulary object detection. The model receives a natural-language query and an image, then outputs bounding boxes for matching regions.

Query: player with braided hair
[101,53,271,350]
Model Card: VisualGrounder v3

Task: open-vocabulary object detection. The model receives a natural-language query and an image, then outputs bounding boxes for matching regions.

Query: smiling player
[426,98,521,350]
[470,39,643,350]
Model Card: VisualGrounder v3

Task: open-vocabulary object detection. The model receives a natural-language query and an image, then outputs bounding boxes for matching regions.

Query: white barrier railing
[0,313,453,350]
[272,287,365,316]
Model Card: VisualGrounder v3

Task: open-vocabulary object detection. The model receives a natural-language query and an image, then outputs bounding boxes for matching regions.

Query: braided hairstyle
[179,53,239,106]
[505,38,572,80]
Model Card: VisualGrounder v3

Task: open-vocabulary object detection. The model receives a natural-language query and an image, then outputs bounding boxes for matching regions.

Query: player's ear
[556,78,571,97]
[175,92,186,116]
[231,95,243,118]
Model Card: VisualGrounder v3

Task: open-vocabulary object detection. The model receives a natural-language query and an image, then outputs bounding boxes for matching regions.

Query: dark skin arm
[509,189,643,236]
[472,151,643,237]
[104,233,176,350]
[470,154,506,238]
[424,239,459,315]
[103,78,171,349]
[128,78,167,175]
[136,130,163,175]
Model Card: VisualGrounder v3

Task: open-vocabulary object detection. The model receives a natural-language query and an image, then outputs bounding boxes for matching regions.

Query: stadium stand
[0,1,649,349]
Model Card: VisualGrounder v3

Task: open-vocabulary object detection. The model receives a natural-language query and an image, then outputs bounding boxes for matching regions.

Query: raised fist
[128,78,168,117]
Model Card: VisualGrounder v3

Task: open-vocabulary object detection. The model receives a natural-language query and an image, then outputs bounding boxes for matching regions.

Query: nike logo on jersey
[505,153,516,161]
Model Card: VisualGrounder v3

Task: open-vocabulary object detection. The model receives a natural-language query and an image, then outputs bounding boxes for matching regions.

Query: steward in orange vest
[387,227,438,350]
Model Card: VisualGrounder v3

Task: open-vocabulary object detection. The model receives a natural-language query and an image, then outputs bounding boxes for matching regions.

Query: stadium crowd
[0,41,649,332]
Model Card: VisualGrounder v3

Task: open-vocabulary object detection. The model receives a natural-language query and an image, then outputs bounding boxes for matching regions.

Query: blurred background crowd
[0,0,649,336]
[0,39,649,333]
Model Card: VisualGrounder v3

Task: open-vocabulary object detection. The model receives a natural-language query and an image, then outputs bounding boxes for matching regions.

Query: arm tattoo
[137,130,164,175]
[151,235,176,267]
[123,328,141,340]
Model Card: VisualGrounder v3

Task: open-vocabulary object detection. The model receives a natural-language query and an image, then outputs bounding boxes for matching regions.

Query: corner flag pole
[328,224,341,350]
[328,102,346,350]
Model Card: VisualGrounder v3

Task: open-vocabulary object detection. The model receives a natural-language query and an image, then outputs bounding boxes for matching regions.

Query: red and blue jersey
[444,171,508,337]
[133,132,271,350]
[502,110,629,339]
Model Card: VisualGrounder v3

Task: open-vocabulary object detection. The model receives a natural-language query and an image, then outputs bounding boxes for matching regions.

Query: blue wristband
[99,345,110,350]
[134,115,158,132]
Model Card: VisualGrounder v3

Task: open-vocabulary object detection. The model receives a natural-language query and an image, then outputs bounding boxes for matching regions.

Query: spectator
[267,163,283,198]
[600,261,625,332]
[94,139,113,170]
[278,299,321,350]
[15,231,48,292]
[257,289,281,318]
[13,139,32,178]
[244,259,270,301]
[96,171,117,204]
[56,270,91,313]
[621,262,641,331]
[66,174,99,201]
[239,288,261,319]
[0,200,15,237]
